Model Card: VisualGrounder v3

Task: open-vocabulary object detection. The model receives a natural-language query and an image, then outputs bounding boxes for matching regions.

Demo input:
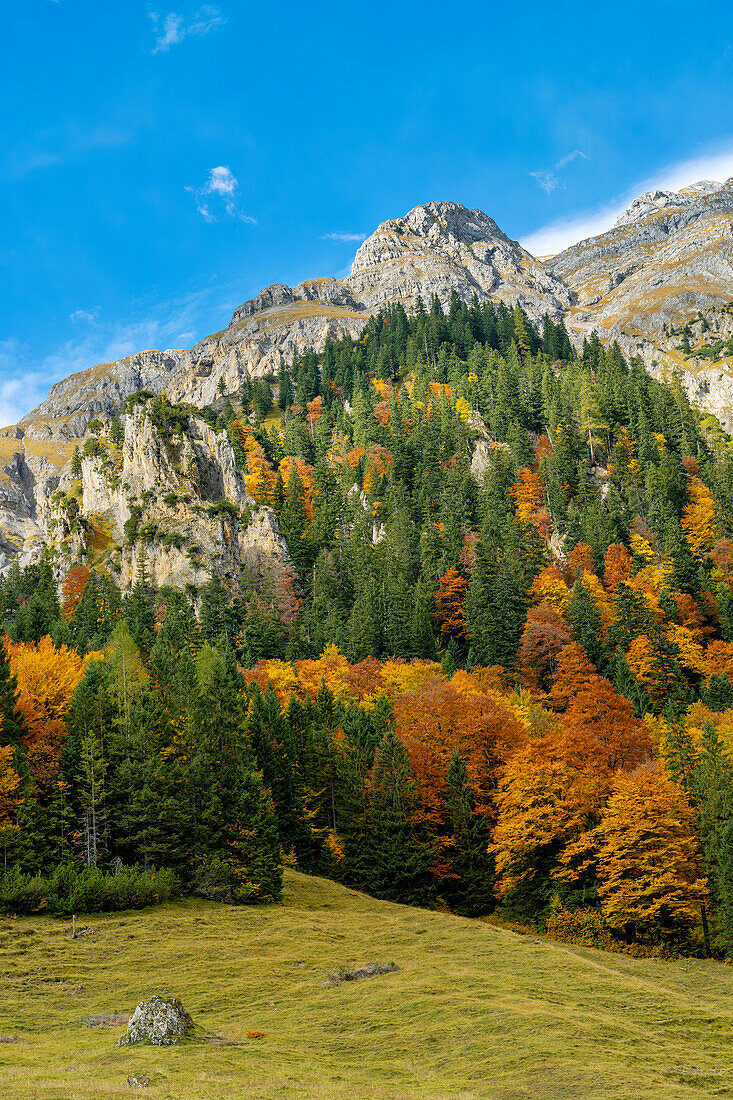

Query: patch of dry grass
[1,870,733,1099]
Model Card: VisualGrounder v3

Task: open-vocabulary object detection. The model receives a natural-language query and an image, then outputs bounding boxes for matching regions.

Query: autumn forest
[3,295,733,957]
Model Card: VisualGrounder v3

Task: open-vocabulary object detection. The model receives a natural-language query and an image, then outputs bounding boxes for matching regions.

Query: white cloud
[521,142,733,256]
[206,165,236,197]
[69,308,99,324]
[0,342,49,427]
[149,6,226,53]
[530,149,588,194]
[321,231,367,242]
[186,165,256,223]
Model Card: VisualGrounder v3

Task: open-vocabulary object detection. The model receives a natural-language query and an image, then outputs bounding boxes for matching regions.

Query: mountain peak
[613,179,724,228]
[350,201,507,277]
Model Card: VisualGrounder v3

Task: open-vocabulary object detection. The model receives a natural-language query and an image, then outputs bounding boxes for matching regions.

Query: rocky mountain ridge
[6,186,733,574]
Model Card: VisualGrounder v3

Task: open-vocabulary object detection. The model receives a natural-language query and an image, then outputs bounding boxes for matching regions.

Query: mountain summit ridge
[5,185,733,568]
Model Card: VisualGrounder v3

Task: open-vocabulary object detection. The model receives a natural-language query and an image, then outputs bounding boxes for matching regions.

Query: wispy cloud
[321,231,367,242]
[521,142,733,256]
[5,123,133,180]
[149,6,226,53]
[0,341,48,428]
[530,149,588,194]
[0,285,241,426]
[186,165,256,223]
[69,308,99,324]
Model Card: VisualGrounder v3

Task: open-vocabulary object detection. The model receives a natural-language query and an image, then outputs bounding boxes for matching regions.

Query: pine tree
[443,752,493,916]
[79,726,107,867]
[0,637,27,750]
[567,577,605,668]
[358,729,435,906]
[187,649,282,902]
[248,684,319,869]
[279,464,311,574]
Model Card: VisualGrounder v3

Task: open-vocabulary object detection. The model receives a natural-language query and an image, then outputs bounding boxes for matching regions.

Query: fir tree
[443,752,493,916]
[357,729,435,906]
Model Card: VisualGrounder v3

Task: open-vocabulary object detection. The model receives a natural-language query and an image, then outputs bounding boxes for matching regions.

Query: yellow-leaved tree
[681,477,718,557]
[8,636,86,792]
[596,762,708,941]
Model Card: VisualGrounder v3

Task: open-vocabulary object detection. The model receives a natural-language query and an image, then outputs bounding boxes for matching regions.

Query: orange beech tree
[517,604,572,691]
[60,566,92,619]
[433,567,469,640]
[603,543,632,590]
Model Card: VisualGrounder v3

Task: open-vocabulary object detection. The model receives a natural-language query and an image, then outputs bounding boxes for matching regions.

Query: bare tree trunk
[701,904,712,958]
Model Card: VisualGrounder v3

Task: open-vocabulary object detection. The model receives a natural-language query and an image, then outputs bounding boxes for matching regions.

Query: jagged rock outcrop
[41,400,288,593]
[344,200,572,320]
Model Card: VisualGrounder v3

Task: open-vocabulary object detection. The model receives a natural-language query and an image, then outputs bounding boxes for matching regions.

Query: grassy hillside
[2,871,733,1099]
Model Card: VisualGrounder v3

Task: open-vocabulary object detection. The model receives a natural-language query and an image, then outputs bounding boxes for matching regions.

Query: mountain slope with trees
[4,295,733,955]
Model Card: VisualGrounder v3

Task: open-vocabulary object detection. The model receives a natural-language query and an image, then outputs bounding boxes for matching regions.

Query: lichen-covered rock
[116,996,194,1047]
[42,401,289,593]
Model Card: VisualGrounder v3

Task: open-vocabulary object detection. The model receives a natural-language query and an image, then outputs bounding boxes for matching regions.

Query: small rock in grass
[0,1035,18,1044]
[325,962,399,986]
[116,995,194,1047]
[127,1073,150,1088]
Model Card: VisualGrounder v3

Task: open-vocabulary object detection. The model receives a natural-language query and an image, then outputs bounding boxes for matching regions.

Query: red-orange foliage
[547,643,598,710]
[681,456,702,477]
[362,445,393,495]
[510,467,551,539]
[567,542,595,580]
[560,677,651,775]
[711,538,733,583]
[271,566,302,627]
[306,395,324,436]
[517,605,573,691]
[433,567,469,639]
[393,679,525,815]
[673,591,713,644]
[535,434,554,461]
[60,565,91,619]
[604,543,632,590]
[459,529,478,573]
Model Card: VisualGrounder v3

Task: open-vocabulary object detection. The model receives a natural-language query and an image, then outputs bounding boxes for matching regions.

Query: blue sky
[2,0,733,424]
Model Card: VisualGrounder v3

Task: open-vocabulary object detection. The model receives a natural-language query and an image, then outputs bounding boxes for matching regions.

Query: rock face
[550,178,733,428]
[39,398,288,592]
[344,200,572,321]
[116,996,194,1047]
